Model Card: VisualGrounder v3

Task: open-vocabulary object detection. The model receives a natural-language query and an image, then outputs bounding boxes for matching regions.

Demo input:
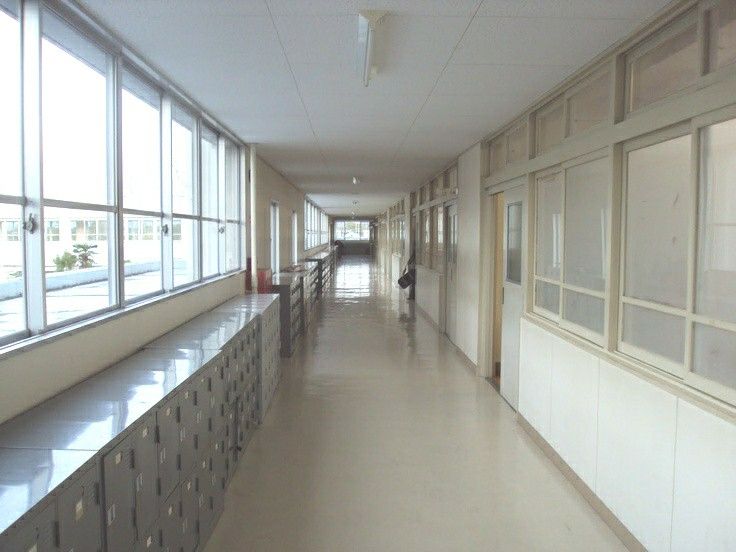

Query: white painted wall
[455,144,482,364]
[0,272,244,424]
[415,266,442,326]
[519,318,736,552]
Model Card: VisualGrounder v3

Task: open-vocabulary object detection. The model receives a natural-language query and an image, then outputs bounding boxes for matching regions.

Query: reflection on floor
[206,255,625,551]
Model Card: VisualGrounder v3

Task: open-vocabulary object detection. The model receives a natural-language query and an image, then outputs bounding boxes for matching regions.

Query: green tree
[53,251,77,272]
[72,243,97,269]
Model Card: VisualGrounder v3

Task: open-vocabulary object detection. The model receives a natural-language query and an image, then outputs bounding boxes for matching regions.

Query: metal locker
[158,484,181,552]
[6,501,57,552]
[195,463,214,547]
[156,396,180,502]
[132,416,158,539]
[179,473,198,552]
[102,436,135,552]
[134,519,161,552]
[178,386,197,476]
[210,430,228,489]
[192,374,211,465]
[57,462,102,552]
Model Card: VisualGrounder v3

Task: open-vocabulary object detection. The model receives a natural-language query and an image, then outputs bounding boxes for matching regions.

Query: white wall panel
[549,338,600,489]
[518,319,553,439]
[596,360,677,552]
[416,266,442,326]
[671,400,736,552]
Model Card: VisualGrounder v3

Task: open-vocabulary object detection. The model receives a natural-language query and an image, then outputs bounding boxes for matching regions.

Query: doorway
[490,183,525,410]
[445,203,458,344]
[291,211,298,265]
[270,201,279,274]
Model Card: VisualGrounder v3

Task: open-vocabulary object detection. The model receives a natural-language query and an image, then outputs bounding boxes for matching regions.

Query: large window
[533,155,610,343]
[304,200,328,251]
[334,221,370,241]
[0,1,247,348]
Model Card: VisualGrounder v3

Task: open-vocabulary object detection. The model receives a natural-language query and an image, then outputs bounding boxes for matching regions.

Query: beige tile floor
[206,257,625,552]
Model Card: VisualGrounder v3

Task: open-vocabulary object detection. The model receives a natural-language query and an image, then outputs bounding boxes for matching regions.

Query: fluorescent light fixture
[352,176,359,185]
[357,11,386,87]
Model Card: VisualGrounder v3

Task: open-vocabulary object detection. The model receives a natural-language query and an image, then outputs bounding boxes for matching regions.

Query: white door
[270,202,279,274]
[445,203,458,344]
[500,185,525,410]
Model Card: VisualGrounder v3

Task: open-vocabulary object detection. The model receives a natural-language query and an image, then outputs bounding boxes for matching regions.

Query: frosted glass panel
[535,172,562,280]
[628,17,698,111]
[622,303,685,365]
[693,323,736,389]
[507,124,527,165]
[697,118,736,323]
[537,101,564,154]
[709,0,736,71]
[568,71,610,135]
[564,157,609,291]
[506,202,522,284]
[563,289,604,335]
[624,135,691,308]
[535,280,560,314]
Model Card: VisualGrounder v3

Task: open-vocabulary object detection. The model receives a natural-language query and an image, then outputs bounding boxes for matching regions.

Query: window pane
[506,202,522,284]
[123,214,162,301]
[201,127,219,219]
[173,218,197,287]
[172,107,196,215]
[625,135,691,308]
[628,16,698,112]
[44,207,114,325]
[536,100,564,154]
[568,71,610,136]
[563,289,604,335]
[564,157,609,291]
[507,124,527,165]
[42,13,109,205]
[223,140,239,220]
[622,303,685,365]
[692,323,736,389]
[697,118,736,323]
[535,172,562,280]
[122,71,161,211]
[709,0,736,72]
[0,2,20,196]
[0,203,24,337]
[202,220,219,277]
[535,280,560,314]
[225,222,239,271]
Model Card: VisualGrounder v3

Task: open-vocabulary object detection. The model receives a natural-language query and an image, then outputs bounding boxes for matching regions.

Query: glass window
[506,202,522,284]
[121,70,161,211]
[693,323,736,389]
[223,139,239,221]
[0,0,21,197]
[563,290,605,335]
[202,220,219,278]
[627,13,698,112]
[0,204,24,338]
[535,172,562,280]
[564,157,609,291]
[535,280,560,315]
[567,71,610,136]
[42,11,110,205]
[43,208,115,325]
[624,135,691,308]
[171,106,196,215]
[709,0,736,72]
[124,215,162,301]
[173,218,197,287]
[622,303,686,364]
[201,127,219,219]
[536,99,564,154]
[225,223,239,272]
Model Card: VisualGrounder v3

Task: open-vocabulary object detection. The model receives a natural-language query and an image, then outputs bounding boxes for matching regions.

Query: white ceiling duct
[356,10,387,87]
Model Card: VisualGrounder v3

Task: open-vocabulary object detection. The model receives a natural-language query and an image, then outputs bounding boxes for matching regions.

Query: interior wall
[455,143,483,365]
[0,273,244,424]
[255,158,316,272]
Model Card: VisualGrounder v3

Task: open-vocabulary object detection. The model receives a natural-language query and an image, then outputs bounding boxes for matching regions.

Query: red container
[257,268,272,293]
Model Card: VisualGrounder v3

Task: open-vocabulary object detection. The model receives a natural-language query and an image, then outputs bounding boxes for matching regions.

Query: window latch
[219,226,226,234]
[161,223,169,236]
[23,213,38,234]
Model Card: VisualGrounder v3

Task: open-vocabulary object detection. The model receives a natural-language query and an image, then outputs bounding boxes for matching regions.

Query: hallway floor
[206,257,625,551]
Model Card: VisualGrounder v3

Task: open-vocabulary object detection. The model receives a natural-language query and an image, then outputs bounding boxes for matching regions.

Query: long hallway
[206,257,624,551]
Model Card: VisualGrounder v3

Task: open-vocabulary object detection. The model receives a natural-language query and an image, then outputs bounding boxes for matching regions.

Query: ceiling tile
[477,0,671,19]
[273,15,356,65]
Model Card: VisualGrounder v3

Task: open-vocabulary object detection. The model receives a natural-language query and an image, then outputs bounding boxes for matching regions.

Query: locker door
[180,473,198,552]
[132,416,158,541]
[159,485,181,552]
[195,461,214,546]
[57,462,102,552]
[178,386,197,476]
[134,519,161,552]
[7,501,57,552]
[103,436,135,552]
[156,397,180,502]
[193,372,212,465]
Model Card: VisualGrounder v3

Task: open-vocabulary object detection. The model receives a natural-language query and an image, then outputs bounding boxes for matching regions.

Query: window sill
[523,311,736,424]
[0,270,246,362]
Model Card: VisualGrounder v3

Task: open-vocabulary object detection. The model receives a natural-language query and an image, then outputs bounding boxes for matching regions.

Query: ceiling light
[352,200,358,205]
[352,176,359,185]
[356,11,386,87]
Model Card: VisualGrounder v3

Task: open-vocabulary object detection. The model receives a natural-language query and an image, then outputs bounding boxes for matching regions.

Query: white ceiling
[78,0,671,216]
